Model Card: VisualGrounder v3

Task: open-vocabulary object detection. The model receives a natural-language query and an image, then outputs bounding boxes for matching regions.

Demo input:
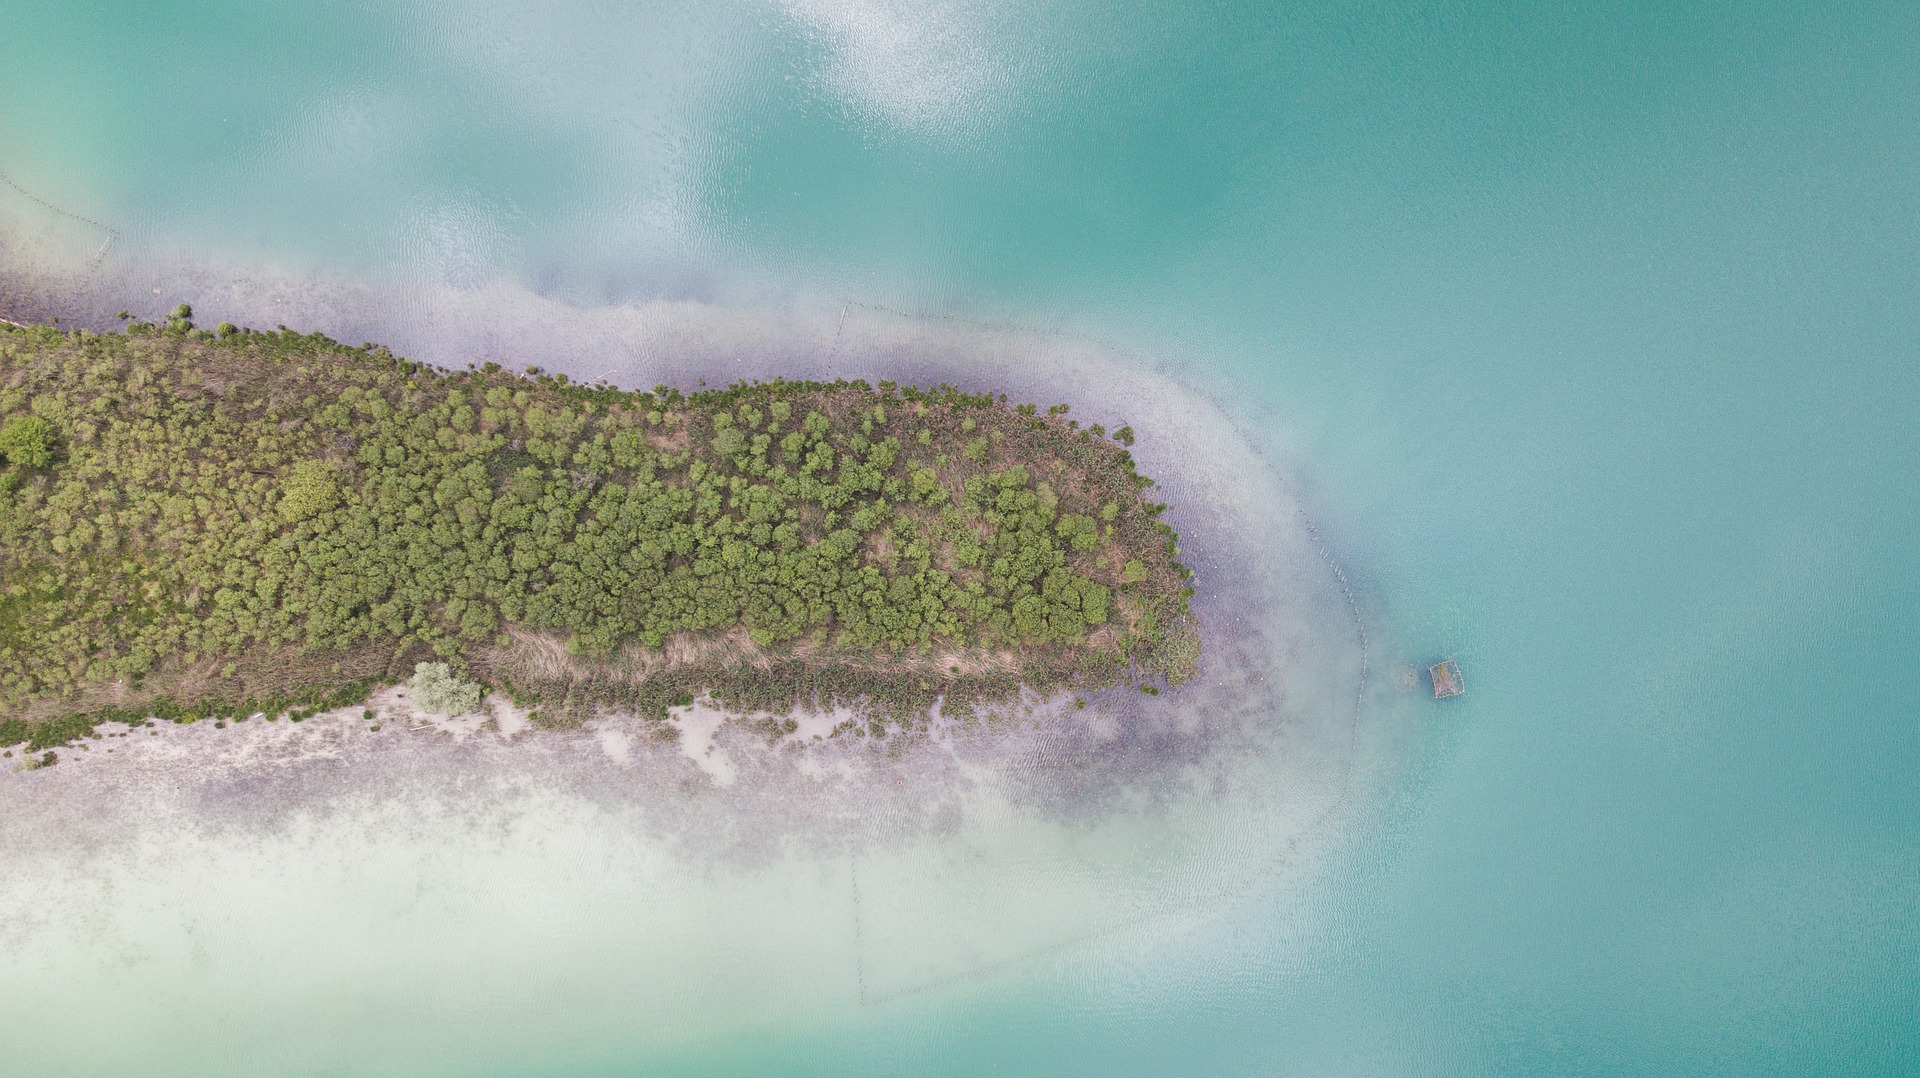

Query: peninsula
[0,310,1196,756]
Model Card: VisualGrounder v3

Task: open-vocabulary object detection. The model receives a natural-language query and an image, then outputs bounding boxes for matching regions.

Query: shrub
[409,662,483,717]
[0,414,55,468]
[277,459,340,522]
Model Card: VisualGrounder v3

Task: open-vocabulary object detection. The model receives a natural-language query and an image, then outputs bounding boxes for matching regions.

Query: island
[0,308,1196,760]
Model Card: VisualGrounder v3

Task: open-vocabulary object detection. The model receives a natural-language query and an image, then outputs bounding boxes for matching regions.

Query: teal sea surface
[0,2,1915,1075]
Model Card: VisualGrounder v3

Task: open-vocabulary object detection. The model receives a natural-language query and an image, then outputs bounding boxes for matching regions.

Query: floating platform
[1429,659,1465,698]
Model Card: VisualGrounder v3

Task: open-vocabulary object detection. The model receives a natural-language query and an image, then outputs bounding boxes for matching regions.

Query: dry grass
[12,642,398,723]
[482,625,1021,689]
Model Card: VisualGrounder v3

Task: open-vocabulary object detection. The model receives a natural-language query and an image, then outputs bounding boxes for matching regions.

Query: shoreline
[0,270,1397,1013]
[1,263,1383,794]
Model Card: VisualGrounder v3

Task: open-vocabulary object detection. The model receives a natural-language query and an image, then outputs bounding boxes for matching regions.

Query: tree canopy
[0,414,53,469]
[0,316,1196,744]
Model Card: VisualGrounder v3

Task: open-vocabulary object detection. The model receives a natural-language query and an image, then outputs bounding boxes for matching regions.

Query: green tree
[278,459,341,522]
[0,415,55,468]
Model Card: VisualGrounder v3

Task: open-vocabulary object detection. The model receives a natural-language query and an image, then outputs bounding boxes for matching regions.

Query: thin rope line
[835,298,1074,342]
[849,511,1372,1008]
[0,168,120,266]
[1299,506,1370,799]
[827,295,1377,1005]
[0,165,123,328]
[850,854,871,1005]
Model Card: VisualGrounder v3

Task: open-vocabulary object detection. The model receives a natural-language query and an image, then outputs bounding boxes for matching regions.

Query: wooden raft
[1429,659,1465,698]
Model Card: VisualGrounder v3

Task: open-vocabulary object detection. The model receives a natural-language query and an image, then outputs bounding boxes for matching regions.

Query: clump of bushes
[409,662,483,718]
[0,414,55,469]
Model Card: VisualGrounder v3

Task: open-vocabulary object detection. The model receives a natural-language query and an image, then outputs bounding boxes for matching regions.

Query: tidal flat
[0,261,1405,1075]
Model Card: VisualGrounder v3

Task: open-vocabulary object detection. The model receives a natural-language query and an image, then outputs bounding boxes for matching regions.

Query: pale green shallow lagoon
[1,1,1917,1075]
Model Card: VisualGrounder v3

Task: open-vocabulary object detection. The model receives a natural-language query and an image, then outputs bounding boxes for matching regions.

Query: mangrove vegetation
[0,310,1196,753]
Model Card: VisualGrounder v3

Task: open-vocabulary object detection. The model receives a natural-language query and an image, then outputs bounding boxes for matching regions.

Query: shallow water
[2,1,1917,1075]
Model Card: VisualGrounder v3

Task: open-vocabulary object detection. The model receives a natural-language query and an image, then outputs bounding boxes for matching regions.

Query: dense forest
[0,310,1196,756]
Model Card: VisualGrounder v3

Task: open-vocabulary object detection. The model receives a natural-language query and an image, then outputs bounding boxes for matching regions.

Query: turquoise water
[2,2,1917,1075]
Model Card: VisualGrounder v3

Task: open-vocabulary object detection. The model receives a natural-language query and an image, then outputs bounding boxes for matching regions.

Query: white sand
[662,698,739,786]
[0,273,1414,1072]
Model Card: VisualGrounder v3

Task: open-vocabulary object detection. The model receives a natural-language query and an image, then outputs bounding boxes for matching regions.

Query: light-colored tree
[278,459,340,522]
[409,662,482,717]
